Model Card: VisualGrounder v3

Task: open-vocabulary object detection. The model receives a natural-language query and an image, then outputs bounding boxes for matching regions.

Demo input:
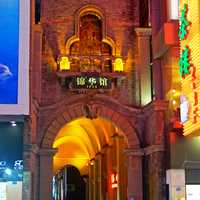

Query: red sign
[111,173,118,189]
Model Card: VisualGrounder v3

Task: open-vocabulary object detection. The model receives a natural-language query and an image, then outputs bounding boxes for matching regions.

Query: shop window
[35,0,41,24]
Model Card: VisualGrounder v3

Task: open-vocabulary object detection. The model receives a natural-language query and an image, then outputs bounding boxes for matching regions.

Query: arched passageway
[38,100,143,200]
[52,117,128,200]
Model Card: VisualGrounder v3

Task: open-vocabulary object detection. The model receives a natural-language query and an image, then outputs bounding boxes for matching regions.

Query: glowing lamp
[114,58,124,72]
[58,56,70,71]
[5,168,12,175]
[111,173,118,188]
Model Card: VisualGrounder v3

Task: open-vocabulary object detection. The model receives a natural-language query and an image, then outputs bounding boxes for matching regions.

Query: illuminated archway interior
[53,117,128,175]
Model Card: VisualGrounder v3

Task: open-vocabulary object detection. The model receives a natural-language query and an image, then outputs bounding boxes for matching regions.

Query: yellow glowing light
[52,117,124,175]
[114,58,124,72]
[59,56,70,70]
[172,100,176,105]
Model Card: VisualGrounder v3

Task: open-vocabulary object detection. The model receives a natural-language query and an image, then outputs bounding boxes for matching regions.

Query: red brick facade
[25,0,168,199]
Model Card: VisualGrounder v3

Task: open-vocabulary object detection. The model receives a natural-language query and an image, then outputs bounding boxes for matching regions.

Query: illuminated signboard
[178,3,189,40]
[0,0,30,115]
[168,0,179,20]
[186,185,200,200]
[111,173,118,189]
[73,76,111,89]
[0,122,23,181]
[180,95,189,123]
[179,0,200,135]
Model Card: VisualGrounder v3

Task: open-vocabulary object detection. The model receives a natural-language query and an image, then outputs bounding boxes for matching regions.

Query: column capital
[23,144,39,154]
[144,144,165,155]
[124,148,144,157]
[135,27,152,37]
[39,148,58,156]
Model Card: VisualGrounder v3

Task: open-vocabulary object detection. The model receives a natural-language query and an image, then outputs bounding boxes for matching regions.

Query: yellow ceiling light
[52,117,126,174]
[53,125,95,157]
[53,138,90,173]
[70,118,102,152]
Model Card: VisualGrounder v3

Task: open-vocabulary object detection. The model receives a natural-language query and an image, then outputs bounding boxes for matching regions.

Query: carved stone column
[38,148,57,200]
[95,153,102,200]
[101,145,109,200]
[23,144,39,200]
[125,148,144,200]
[89,158,95,200]
[144,145,165,200]
[135,28,152,106]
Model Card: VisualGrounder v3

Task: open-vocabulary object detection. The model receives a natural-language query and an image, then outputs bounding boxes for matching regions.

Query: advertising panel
[179,0,200,135]
[0,122,23,200]
[186,185,200,200]
[0,0,30,115]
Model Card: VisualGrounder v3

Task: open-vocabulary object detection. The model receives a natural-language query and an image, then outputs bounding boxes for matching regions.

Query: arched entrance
[38,100,143,200]
[52,117,129,200]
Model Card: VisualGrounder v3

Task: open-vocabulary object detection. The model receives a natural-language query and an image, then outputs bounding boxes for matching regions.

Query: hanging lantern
[114,58,124,72]
[58,56,70,71]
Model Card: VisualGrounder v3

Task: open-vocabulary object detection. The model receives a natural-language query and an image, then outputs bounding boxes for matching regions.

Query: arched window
[69,14,113,72]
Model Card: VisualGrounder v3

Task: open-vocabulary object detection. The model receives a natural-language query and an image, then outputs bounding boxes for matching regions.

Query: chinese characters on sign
[178,3,189,40]
[73,76,111,89]
[179,46,190,77]
[178,2,199,125]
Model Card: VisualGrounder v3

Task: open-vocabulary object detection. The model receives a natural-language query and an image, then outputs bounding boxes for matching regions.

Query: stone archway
[42,102,140,149]
[38,96,143,200]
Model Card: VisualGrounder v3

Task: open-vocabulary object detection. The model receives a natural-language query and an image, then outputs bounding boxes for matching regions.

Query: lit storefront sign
[111,173,118,189]
[179,1,200,135]
[0,0,30,115]
[180,95,189,123]
[73,76,111,89]
[186,185,200,200]
[0,122,23,182]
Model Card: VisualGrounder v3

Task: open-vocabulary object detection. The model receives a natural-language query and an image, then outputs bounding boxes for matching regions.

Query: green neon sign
[179,46,190,77]
[178,3,189,40]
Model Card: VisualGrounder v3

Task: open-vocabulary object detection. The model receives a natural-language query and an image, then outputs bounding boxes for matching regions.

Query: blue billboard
[0,1,19,104]
[0,0,30,114]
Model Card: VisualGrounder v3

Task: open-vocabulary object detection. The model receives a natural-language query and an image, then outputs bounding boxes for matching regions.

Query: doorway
[52,117,128,200]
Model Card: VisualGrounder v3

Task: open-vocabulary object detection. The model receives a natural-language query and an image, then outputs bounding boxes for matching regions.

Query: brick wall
[32,0,141,106]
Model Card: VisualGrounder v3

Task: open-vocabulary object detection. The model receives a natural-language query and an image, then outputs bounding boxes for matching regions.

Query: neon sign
[179,46,190,77]
[179,1,200,134]
[178,3,189,40]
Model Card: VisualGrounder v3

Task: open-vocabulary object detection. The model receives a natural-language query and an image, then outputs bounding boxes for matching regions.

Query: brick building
[23,0,172,199]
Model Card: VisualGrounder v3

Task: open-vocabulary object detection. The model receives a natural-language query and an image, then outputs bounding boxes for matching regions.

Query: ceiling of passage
[53,117,125,174]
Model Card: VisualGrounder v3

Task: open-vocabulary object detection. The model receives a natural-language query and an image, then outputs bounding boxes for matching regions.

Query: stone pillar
[125,149,144,200]
[89,159,95,200]
[38,148,57,200]
[107,145,114,200]
[101,145,109,200]
[112,135,126,200]
[135,28,152,106]
[150,0,163,100]
[23,144,39,200]
[144,145,165,200]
